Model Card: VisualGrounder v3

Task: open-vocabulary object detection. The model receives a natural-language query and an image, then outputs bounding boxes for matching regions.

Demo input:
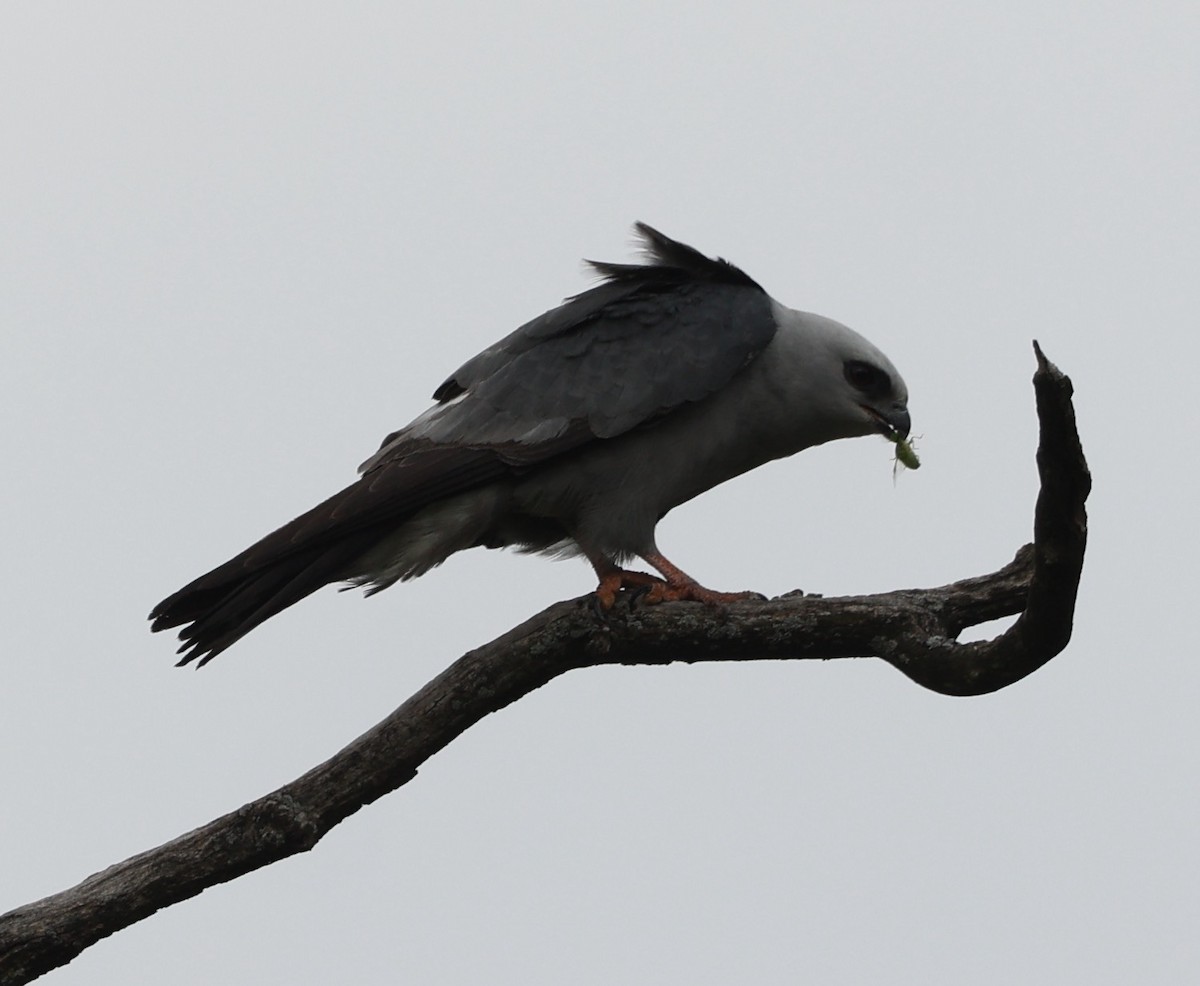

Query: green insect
[887,432,921,479]
[893,435,920,470]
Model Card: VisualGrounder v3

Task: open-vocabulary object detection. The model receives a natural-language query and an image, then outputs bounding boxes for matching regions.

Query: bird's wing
[163,223,776,584]
[359,222,775,470]
[150,224,777,663]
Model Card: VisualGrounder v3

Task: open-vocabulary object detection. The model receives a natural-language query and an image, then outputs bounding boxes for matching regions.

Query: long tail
[150,442,513,665]
[149,521,382,667]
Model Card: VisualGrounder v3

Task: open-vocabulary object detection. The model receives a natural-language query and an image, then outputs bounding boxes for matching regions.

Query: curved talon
[628,583,655,609]
[590,592,613,622]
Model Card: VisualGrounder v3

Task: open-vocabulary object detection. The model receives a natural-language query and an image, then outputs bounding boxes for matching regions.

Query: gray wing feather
[363,277,776,472]
[434,277,639,398]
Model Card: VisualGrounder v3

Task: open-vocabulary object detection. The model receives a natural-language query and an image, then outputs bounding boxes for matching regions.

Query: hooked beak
[862,402,911,441]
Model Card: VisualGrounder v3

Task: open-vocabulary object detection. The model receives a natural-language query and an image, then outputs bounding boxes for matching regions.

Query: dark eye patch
[843,360,891,399]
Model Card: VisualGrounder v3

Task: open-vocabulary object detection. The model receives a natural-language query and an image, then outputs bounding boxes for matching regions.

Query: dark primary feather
[151,223,779,665]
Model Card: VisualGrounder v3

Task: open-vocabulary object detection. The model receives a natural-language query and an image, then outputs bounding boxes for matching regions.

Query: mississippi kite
[151,223,912,665]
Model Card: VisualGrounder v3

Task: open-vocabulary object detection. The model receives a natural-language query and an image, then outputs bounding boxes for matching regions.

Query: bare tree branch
[0,344,1089,985]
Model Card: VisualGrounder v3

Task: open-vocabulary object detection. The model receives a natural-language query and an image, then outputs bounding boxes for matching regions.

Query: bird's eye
[843,360,890,397]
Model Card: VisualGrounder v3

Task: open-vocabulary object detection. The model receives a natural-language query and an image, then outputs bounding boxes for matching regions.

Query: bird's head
[770,306,911,447]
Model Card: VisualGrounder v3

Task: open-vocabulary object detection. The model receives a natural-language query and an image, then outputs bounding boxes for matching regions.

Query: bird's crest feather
[583,222,762,292]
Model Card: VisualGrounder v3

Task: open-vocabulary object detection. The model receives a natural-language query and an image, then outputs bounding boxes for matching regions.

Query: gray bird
[150,223,912,666]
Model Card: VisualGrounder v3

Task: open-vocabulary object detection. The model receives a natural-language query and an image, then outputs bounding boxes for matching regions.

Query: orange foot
[593,569,667,611]
[591,550,765,613]
[638,551,765,606]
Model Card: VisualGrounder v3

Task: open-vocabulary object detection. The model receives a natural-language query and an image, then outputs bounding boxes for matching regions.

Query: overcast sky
[2,2,1197,983]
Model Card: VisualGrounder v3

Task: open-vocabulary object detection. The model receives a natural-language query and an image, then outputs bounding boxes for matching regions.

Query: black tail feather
[153,529,378,667]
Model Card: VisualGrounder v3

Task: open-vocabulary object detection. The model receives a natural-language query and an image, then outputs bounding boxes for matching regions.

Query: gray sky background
[2,2,1196,983]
